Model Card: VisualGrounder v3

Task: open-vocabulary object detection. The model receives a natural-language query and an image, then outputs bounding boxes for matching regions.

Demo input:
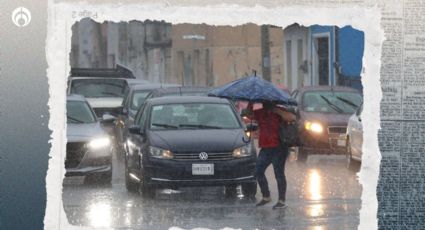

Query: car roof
[67,94,87,102]
[131,83,181,91]
[150,86,211,95]
[125,79,151,85]
[147,96,230,105]
[297,85,360,93]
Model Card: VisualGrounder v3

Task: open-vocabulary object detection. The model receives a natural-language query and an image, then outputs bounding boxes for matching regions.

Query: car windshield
[149,103,240,130]
[70,79,127,98]
[130,90,151,110]
[67,101,96,124]
[303,91,362,114]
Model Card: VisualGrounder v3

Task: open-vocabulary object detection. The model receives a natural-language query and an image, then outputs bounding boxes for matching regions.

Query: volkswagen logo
[199,152,208,160]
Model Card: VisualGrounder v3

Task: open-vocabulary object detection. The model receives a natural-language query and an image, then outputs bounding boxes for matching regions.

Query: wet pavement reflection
[62,147,362,229]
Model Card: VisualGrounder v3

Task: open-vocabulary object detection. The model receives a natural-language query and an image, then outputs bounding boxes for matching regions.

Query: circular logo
[199,152,208,161]
[12,7,31,27]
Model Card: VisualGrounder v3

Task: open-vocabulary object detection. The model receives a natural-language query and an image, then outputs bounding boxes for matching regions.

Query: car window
[303,91,362,114]
[131,90,152,110]
[149,103,241,130]
[66,101,96,123]
[356,103,363,116]
[70,78,128,98]
[137,104,149,130]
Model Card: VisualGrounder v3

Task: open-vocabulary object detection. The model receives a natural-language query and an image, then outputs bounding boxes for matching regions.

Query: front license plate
[192,164,214,175]
[337,139,346,147]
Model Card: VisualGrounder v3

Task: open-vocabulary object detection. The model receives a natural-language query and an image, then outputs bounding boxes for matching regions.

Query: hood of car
[148,129,245,152]
[86,97,123,109]
[67,122,107,142]
[300,111,351,127]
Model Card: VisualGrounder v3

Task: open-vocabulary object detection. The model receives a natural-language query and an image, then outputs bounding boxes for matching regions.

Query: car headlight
[148,146,173,159]
[304,121,323,133]
[233,145,252,158]
[88,137,111,149]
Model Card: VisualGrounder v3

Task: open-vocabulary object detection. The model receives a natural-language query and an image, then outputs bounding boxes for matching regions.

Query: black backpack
[279,120,300,147]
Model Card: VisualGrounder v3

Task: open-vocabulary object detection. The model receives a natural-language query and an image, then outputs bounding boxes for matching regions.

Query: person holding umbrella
[207,75,298,208]
[246,101,296,209]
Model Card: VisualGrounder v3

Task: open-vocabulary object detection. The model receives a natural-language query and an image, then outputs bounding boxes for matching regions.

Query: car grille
[65,142,87,168]
[328,126,347,134]
[93,107,121,118]
[173,152,234,161]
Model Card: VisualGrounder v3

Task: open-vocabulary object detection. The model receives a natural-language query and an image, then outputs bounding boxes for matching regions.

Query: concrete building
[283,24,364,92]
[70,19,286,87]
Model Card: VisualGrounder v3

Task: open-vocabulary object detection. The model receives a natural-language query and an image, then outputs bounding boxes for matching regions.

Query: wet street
[62,146,362,229]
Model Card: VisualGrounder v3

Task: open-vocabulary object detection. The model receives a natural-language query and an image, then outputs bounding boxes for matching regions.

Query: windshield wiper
[319,95,344,113]
[151,123,178,129]
[179,124,223,129]
[67,116,85,123]
[336,96,359,109]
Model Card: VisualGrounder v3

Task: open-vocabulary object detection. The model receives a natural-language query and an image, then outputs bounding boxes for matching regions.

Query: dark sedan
[291,86,362,162]
[124,96,258,198]
[115,83,179,153]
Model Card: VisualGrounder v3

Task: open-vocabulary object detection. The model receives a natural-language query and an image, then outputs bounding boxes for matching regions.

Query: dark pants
[256,146,289,201]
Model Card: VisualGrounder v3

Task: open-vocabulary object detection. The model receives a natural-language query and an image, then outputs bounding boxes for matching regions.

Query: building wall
[70,19,285,87]
[170,23,284,87]
[337,26,364,91]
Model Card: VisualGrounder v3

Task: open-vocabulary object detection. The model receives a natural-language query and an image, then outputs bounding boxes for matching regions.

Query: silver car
[66,94,114,183]
[346,103,363,170]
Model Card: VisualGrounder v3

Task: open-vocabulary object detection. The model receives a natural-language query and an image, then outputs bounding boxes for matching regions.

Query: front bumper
[66,164,111,177]
[143,157,256,187]
[300,130,347,154]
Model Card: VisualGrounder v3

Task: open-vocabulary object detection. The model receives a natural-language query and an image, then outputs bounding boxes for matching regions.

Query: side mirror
[122,107,128,116]
[101,113,116,125]
[129,125,143,135]
[245,123,258,132]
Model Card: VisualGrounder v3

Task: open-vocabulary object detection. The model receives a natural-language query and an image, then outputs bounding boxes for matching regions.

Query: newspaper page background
[45,0,422,229]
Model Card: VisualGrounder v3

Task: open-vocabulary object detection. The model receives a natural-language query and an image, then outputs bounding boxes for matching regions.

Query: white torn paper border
[45,2,384,229]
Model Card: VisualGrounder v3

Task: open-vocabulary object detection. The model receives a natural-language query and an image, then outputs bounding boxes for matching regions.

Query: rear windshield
[67,101,96,124]
[70,79,127,98]
[148,103,240,130]
[303,91,362,114]
[130,90,151,110]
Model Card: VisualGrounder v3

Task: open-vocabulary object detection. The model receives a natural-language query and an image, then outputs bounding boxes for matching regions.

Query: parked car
[115,83,180,153]
[291,86,362,162]
[346,102,363,170]
[124,96,258,198]
[67,65,149,118]
[145,86,211,99]
[66,94,114,184]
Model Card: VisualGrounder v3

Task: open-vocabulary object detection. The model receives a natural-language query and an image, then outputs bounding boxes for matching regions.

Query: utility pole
[261,25,271,82]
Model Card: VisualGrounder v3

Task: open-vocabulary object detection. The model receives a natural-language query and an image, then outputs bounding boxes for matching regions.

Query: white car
[345,103,363,170]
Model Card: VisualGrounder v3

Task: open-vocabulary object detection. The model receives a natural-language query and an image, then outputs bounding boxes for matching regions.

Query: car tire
[125,161,139,193]
[139,180,155,198]
[297,147,308,163]
[224,184,237,197]
[241,182,257,199]
[346,139,359,171]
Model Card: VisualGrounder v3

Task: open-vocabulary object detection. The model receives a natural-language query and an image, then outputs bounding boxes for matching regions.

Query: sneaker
[272,200,287,209]
[255,197,271,206]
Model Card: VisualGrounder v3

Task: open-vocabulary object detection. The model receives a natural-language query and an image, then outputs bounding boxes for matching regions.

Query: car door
[350,104,363,160]
[127,103,150,171]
